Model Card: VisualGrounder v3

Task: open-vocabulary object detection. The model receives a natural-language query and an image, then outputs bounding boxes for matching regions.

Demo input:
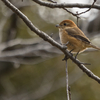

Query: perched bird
[56,20,100,56]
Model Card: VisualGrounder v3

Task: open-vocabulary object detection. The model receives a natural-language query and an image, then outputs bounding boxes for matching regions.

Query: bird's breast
[59,29,69,44]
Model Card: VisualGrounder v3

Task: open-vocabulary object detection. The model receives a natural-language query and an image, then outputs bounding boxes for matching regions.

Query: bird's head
[56,20,77,29]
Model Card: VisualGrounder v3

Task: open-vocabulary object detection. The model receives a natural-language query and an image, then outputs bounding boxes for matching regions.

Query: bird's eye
[64,23,67,26]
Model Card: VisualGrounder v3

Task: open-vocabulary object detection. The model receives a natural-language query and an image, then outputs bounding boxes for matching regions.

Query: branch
[47,0,57,3]
[63,0,96,17]
[1,0,100,84]
[32,0,97,20]
[65,59,70,100]
[76,0,97,15]
[32,0,100,10]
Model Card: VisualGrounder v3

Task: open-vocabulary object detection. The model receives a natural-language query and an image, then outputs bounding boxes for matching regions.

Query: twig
[63,0,96,18]
[42,0,79,19]
[76,12,80,26]
[46,0,81,23]
[63,55,71,100]
[32,0,100,10]
[47,0,57,3]
[76,0,97,15]
[68,86,71,100]
[63,7,79,18]
[65,58,70,100]
[32,0,97,19]
[1,0,100,84]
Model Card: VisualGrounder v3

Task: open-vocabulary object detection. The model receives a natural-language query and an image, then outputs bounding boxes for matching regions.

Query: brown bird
[56,20,100,57]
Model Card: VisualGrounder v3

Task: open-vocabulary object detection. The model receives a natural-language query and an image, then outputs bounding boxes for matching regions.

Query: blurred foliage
[0,0,100,100]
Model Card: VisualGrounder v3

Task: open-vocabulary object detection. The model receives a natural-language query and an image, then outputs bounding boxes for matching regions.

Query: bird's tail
[90,44,100,50]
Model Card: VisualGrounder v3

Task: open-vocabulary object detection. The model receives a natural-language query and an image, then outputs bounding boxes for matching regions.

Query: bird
[56,19,100,58]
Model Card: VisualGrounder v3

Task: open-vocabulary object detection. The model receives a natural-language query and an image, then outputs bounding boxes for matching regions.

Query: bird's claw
[62,50,73,61]
[62,55,69,61]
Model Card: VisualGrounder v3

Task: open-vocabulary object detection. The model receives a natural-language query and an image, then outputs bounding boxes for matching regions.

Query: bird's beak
[56,24,60,28]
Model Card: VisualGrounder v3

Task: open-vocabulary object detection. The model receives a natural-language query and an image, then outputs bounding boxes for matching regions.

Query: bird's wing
[65,27,90,44]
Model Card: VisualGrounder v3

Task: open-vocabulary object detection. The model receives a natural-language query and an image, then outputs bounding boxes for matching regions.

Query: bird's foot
[74,50,80,59]
[62,55,69,61]
[62,50,73,61]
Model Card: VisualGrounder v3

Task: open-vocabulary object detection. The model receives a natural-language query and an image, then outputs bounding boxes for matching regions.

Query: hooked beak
[56,24,60,28]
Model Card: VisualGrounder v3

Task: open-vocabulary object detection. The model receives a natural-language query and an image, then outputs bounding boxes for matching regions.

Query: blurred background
[0,0,100,100]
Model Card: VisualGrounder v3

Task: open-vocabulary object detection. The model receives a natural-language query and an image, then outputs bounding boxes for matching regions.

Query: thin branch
[77,0,97,15]
[1,0,100,84]
[63,0,96,17]
[76,14,79,26]
[62,55,70,100]
[65,59,69,100]
[33,0,97,20]
[32,0,100,10]
[47,0,79,17]
[68,86,71,100]
[47,0,57,3]
[43,0,96,20]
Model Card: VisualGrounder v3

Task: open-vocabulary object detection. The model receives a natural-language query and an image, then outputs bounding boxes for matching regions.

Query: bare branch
[32,0,100,10]
[65,59,70,100]
[63,0,97,17]
[33,0,97,22]
[1,0,100,84]
[63,7,79,18]
[47,0,57,3]
[77,0,97,15]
